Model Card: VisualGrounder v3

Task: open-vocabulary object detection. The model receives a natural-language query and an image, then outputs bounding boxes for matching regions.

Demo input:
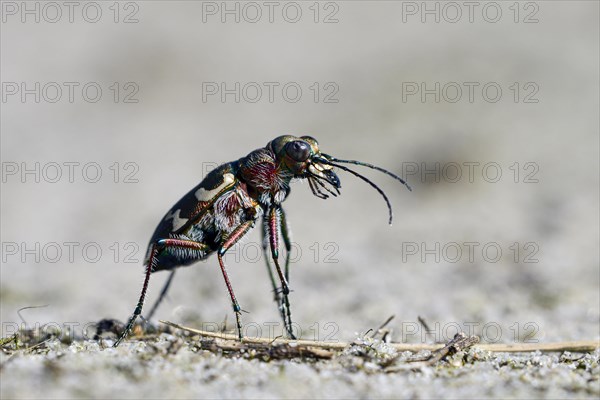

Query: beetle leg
[261,218,281,301]
[279,207,292,282]
[278,207,296,338]
[114,244,157,347]
[144,269,176,322]
[267,206,290,293]
[114,239,209,347]
[218,219,255,341]
[261,217,290,337]
[267,205,297,339]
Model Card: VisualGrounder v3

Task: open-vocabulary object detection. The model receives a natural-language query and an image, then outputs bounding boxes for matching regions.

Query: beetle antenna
[327,162,395,225]
[321,154,412,191]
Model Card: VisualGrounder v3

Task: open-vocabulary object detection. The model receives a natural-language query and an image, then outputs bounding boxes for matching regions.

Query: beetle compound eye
[286,140,311,162]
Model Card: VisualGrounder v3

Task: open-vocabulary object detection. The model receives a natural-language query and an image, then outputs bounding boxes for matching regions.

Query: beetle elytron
[114,135,411,346]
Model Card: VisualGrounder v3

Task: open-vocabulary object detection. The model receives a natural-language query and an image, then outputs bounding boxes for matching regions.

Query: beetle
[114,135,411,346]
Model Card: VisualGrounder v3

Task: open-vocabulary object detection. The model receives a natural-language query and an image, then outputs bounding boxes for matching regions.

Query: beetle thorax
[239,148,293,206]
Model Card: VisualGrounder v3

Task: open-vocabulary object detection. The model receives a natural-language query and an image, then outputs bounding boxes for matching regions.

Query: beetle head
[269,135,341,195]
[268,135,412,224]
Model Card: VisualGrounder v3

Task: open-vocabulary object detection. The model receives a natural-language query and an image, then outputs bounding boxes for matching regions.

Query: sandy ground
[1,333,598,399]
[1,1,599,398]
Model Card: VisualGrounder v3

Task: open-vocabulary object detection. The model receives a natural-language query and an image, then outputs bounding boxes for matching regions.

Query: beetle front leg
[279,207,296,337]
[266,205,296,339]
[261,219,281,302]
[114,239,209,347]
[218,219,255,341]
[261,218,291,338]
[279,207,292,282]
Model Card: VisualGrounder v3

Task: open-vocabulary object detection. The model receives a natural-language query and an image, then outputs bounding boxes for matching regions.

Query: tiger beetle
[114,135,411,347]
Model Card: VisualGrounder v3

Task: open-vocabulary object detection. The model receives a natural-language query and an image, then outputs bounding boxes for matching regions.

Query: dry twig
[160,320,599,354]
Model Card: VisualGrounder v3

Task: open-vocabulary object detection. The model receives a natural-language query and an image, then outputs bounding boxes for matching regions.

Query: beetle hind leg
[114,239,209,347]
[114,244,158,347]
[144,269,176,322]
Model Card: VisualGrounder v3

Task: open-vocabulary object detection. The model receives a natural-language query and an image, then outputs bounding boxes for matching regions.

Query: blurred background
[2,1,598,344]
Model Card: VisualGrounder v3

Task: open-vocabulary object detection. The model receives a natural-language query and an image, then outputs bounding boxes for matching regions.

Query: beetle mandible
[114,135,411,346]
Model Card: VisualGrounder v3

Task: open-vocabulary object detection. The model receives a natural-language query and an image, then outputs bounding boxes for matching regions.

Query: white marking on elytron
[195,173,235,201]
[164,209,188,231]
